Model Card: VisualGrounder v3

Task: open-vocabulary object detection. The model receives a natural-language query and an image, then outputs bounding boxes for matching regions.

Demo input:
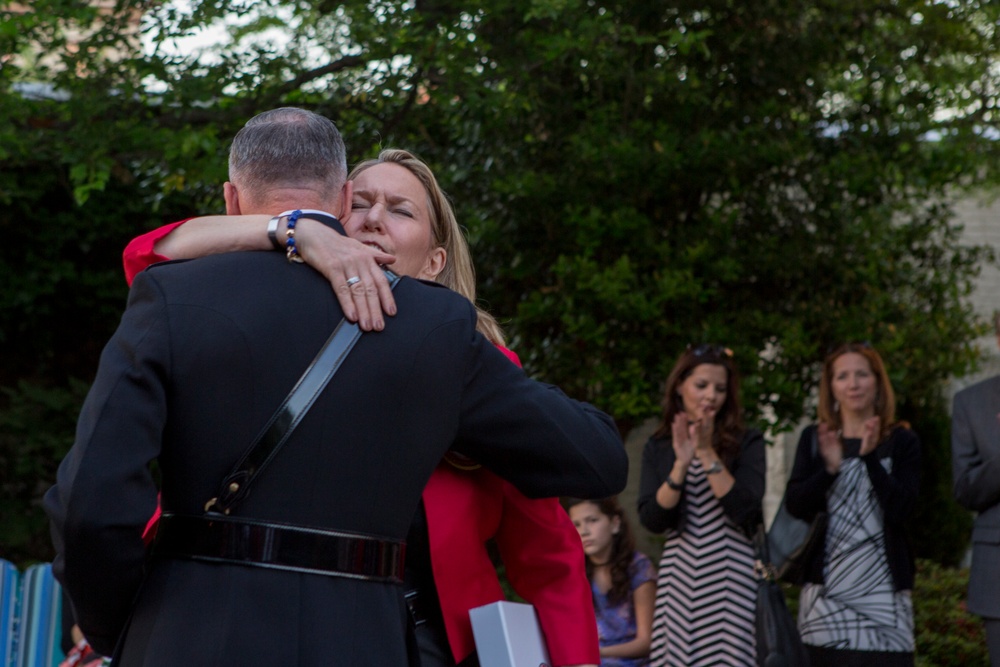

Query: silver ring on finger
[345,276,361,287]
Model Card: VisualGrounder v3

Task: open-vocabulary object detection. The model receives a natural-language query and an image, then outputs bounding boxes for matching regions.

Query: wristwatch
[267,215,284,250]
[705,460,724,475]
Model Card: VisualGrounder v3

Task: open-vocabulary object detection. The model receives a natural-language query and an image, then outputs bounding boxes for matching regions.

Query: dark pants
[413,620,480,667]
[805,645,914,667]
[984,617,1000,667]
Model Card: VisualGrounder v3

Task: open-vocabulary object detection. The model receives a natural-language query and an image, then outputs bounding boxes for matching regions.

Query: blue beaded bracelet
[284,209,304,263]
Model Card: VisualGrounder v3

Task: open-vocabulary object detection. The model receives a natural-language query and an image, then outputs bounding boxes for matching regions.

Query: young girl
[567,497,656,667]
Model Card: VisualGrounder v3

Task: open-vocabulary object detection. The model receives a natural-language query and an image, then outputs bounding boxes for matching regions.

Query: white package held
[468,601,552,667]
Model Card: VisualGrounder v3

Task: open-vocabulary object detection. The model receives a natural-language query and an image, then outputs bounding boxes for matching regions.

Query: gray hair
[228,107,347,196]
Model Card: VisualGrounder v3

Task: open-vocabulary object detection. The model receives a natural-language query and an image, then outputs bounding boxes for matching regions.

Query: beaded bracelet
[284,209,304,263]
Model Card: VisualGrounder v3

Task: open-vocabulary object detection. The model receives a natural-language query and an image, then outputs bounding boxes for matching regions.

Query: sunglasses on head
[687,344,734,359]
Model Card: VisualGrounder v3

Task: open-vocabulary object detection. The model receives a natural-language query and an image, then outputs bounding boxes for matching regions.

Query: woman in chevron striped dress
[785,343,919,666]
[637,345,765,666]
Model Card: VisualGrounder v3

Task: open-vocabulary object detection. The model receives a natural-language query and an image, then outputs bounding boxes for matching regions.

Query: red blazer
[123,223,600,666]
[424,454,599,665]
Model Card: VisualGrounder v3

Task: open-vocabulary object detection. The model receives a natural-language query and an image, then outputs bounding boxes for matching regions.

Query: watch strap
[267,215,283,250]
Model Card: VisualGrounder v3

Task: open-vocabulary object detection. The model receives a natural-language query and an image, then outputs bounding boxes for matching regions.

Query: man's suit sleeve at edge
[952,389,1000,512]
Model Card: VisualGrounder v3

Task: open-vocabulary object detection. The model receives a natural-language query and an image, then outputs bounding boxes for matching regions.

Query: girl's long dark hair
[652,345,745,465]
[565,496,635,606]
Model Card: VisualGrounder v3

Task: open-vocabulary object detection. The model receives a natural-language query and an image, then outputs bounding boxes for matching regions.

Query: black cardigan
[637,428,766,536]
[784,423,921,590]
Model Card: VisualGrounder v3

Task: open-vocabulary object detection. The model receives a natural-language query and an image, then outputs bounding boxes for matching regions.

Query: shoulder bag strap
[206,270,400,515]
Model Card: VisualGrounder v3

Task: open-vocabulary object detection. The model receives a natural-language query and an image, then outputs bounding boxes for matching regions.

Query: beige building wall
[949,195,1000,394]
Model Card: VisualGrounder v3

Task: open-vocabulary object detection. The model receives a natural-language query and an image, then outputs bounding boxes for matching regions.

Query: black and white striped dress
[649,458,757,666]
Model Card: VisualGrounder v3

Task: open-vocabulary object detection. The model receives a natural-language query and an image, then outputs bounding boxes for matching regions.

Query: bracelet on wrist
[665,476,683,491]
[274,209,343,257]
[704,459,724,475]
[284,209,304,263]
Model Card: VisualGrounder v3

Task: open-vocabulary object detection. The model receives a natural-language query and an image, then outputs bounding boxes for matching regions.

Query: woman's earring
[833,400,840,413]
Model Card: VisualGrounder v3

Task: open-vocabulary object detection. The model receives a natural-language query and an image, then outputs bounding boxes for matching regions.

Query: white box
[469,601,552,667]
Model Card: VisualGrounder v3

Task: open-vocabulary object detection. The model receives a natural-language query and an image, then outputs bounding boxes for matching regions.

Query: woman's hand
[296,219,397,331]
[817,422,843,474]
[671,412,696,468]
[692,407,717,457]
[859,416,881,456]
[656,413,695,508]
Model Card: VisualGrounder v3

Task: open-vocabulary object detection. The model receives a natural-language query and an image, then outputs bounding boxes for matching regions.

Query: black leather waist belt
[154,513,406,584]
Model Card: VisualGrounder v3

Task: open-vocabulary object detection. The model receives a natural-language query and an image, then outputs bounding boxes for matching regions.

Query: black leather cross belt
[404,589,430,626]
[154,513,406,584]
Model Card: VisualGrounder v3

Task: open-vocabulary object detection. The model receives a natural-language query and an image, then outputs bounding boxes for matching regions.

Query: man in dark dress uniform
[44,108,626,665]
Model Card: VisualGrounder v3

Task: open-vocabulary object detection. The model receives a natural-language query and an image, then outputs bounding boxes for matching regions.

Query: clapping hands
[817,422,842,474]
[671,412,696,467]
[859,415,881,456]
[672,409,717,465]
[818,415,880,474]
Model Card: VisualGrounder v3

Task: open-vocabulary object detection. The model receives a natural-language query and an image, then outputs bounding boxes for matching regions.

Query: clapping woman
[785,343,920,666]
[637,345,765,666]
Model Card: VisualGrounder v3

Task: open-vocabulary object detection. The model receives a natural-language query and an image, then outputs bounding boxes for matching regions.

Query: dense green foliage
[1,1,999,564]
[913,560,988,666]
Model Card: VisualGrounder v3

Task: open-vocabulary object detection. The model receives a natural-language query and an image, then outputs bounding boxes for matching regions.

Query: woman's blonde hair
[349,149,505,345]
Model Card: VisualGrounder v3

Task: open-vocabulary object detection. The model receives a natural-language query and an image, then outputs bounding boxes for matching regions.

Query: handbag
[767,503,827,584]
[766,428,827,584]
[753,526,809,667]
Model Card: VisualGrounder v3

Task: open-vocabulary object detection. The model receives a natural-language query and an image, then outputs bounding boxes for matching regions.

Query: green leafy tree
[1,0,998,564]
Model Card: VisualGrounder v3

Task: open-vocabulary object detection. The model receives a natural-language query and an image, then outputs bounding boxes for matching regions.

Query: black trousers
[413,619,480,667]
[984,617,1000,667]
[805,645,914,667]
